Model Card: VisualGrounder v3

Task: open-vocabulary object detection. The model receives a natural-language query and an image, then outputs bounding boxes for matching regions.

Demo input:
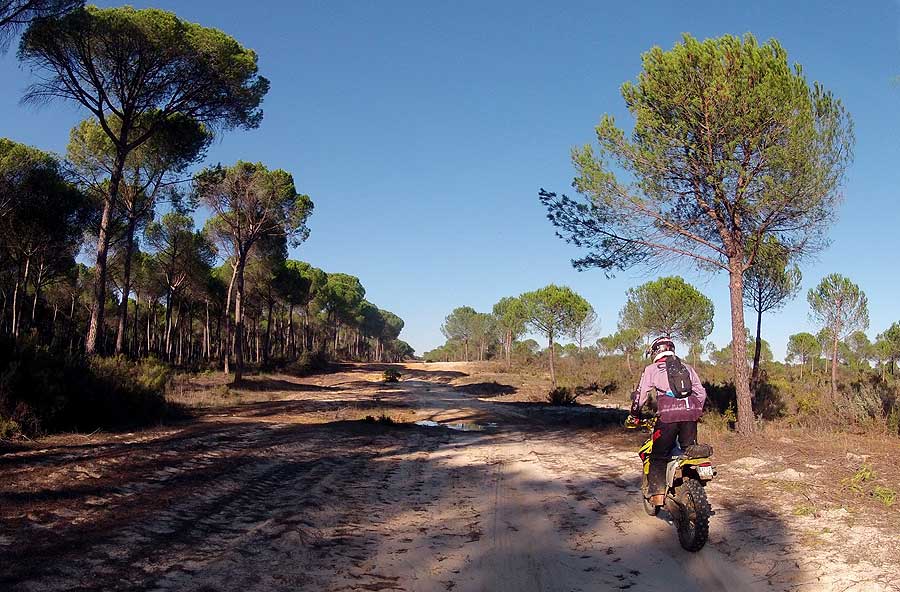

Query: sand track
[1,363,892,591]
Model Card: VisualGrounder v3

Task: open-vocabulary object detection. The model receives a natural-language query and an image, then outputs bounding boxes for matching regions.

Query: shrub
[701,381,734,414]
[700,405,735,433]
[873,486,896,507]
[547,386,578,405]
[843,379,886,425]
[795,389,822,417]
[793,504,816,517]
[0,416,20,439]
[753,377,786,420]
[383,368,402,383]
[288,350,330,376]
[844,464,875,493]
[364,412,397,425]
[0,338,174,437]
[888,404,900,436]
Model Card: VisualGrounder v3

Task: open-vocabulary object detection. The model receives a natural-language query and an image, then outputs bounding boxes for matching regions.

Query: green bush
[547,386,578,405]
[0,416,20,439]
[383,368,402,383]
[700,403,736,432]
[873,486,896,507]
[0,338,174,437]
[844,463,875,493]
[702,381,736,414]
[288,350,330,376]
[795,388,822,417]
[887,404,900,436]
[364,413,396,424]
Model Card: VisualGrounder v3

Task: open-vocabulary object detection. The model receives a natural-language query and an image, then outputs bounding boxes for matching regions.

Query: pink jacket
[633,357,707,423]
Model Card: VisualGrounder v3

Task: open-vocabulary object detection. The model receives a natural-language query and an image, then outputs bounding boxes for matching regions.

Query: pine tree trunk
[131,289,140,356]
[86,155,126,355]
[114,217,138,355]
[164,288,174,359]
[255,317,261,364]
[278,309,283,357]
[68,295,76,353]
[223,262,238,375]
[187,303,194,365]
[750,306,763,393]
[173,300,183,365]
[215,307,222,361]
[830,331,840,404]
[263,297,274,367]
[548,330,556,387]
[13,256,31,338]
[49,301,58,344]
[147,296,153,355]
[233,253,247,383]
[10,266,21,338]
[728,258,754,434]
[288,304,294,357]
[205,299,211,360]
[31,260,44,324]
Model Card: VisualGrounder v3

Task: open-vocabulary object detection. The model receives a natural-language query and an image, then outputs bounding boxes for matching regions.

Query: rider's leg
[648,421,678,501]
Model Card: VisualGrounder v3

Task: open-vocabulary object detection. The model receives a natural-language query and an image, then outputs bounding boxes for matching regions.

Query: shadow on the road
[494,400,630,429]
[0,364,801,591]
[228,398,415,419]
[454,382,518,396]
[332,362,470,383]
[235,377,341,393]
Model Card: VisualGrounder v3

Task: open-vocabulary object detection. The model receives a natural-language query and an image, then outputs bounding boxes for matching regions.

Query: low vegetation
[547,386,578,406]
[383,368,402,383]
[0,337,176,437]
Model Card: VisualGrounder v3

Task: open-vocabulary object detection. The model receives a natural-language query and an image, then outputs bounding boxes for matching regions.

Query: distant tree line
[0,4,411,386]
[430,270,900,423]
[427,285,595,386]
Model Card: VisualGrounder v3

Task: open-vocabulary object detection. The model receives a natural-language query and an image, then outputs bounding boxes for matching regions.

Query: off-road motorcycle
[628,417,716,552]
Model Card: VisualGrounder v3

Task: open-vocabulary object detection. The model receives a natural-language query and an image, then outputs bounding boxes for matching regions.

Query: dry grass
[701,422,900,529]
[165,369,421,428]
[165,372,240,408]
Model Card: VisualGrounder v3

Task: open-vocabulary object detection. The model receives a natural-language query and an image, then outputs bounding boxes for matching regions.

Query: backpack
[665,355,693,399]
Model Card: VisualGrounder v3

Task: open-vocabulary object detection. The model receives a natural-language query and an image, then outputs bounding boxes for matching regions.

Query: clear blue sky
[1,0,898,359]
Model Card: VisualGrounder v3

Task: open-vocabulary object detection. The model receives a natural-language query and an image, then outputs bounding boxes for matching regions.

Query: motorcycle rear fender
[667,457,715,486]
[680,457,713,467]
[666,460,680,487]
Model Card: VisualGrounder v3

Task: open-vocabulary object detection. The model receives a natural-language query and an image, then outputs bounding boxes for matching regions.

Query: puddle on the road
[414,420,496,432]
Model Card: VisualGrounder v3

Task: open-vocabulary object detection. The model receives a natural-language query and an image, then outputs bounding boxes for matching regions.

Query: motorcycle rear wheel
[674,478,711,552]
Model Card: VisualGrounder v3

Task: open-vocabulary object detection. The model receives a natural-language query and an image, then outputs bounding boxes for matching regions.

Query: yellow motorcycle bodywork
[638,433,715,484]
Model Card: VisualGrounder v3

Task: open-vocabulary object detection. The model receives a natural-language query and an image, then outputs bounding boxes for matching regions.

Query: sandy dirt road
[0,363,890,591]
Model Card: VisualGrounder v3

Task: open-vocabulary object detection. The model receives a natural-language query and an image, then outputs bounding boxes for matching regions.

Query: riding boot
[648,458,667,497]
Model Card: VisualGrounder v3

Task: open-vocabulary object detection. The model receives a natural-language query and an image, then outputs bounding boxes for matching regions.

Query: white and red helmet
[647,336,675,361]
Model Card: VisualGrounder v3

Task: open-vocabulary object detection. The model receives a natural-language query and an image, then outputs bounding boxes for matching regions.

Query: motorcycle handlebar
[625,416,657,430]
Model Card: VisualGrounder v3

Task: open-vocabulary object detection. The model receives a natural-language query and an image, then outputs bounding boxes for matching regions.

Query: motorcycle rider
[627,336,707,507]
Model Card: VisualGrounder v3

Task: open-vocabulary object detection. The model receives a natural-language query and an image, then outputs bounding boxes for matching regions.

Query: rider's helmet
[647,335,675,362]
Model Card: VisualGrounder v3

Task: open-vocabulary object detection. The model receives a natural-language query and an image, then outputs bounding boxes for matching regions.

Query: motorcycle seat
[683,443,713,459]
